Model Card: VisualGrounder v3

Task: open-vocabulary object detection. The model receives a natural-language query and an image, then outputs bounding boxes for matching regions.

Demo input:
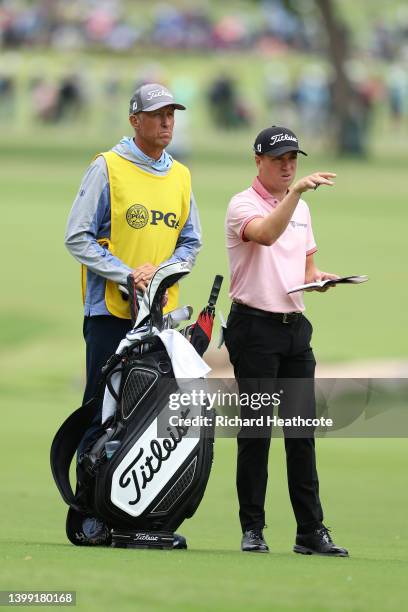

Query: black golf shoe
[293,526,349,557]
[241,529,269,553]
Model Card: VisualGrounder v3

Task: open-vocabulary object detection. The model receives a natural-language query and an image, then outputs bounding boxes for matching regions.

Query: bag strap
[105,367,123,403]
[50,353,124,511]
[50,401,96,511]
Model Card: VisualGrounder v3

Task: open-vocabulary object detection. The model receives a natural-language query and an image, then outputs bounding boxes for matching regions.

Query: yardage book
[287,275,369,295]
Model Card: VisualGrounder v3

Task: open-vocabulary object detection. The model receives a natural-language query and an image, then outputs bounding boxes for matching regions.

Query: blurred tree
[281,0,369,156]
[314,0,368,156]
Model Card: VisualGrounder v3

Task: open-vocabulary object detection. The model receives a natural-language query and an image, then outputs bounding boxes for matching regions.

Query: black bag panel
[121,366,159,420]
[151,421,215,531]
[173,417,215,522]
[119,349,174,423]
[91,404,215,532]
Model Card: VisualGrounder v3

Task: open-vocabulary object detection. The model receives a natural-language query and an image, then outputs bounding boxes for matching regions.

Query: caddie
[64,83,201,546]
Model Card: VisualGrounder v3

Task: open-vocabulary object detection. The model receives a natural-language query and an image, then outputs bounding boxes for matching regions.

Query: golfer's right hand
[293,172,336,194]
[132,263,158,292]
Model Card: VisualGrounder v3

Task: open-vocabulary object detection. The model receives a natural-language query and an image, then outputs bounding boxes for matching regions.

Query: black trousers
[224,309,324,534]
[78,315,132,456]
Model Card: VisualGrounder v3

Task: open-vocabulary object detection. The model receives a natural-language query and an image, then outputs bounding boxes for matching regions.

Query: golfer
[224,126,348,556]
[64,83,201,546]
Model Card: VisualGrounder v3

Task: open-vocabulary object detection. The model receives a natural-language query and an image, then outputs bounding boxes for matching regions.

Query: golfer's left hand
[309,271,340,292]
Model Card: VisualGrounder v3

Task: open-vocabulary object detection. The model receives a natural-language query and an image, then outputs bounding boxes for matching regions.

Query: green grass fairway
[0,125,407,610]
[1,388,407,611]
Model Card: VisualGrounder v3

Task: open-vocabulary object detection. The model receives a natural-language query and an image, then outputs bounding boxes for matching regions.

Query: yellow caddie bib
[82,151,191,319]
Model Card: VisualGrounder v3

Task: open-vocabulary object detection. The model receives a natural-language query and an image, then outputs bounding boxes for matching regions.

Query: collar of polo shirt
[251,176,281,207]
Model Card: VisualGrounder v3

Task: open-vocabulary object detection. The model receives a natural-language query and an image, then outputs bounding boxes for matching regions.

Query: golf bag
[50,262,223,549]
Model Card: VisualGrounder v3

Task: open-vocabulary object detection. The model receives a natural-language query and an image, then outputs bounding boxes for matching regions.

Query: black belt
[231,302,302,324]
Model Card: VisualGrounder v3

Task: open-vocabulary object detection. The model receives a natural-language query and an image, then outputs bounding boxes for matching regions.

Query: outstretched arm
[244,172,336,246]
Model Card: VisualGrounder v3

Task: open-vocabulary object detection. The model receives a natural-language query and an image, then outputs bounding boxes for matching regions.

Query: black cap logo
[254,126,307,157]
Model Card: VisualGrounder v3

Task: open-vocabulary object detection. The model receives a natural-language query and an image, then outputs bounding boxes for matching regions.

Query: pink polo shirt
[225,177,317,313]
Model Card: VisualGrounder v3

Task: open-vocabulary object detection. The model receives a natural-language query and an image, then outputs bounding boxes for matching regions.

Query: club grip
[208,275,223,308]
[127,274,139,326]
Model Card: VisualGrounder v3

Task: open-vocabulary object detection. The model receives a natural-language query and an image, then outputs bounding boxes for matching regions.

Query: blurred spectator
[54,74,85,121]
[0,73,15,119]
[212,15,251,49]
[260,0,299,43]
[332,73,383,158]
[30,73,85,123]
[293,65,331,137]
[31,78,59,122]
[372,21,396,61]
[258,0,311,51]
[151,4,212,50]
[207,74,251,129]
[387,64,408,125]
[85,7,115,43]
[105,22,140,51]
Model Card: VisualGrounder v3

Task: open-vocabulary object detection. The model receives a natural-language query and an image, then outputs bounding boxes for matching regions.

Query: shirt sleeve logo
[126,204,149,229]
[290,220,307,228]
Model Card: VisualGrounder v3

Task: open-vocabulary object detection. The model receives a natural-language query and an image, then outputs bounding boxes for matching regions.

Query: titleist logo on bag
[111,413,199,516]
[134,533,159,541]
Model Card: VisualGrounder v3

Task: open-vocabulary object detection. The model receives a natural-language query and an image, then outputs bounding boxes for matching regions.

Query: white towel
[157,329,211,379]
